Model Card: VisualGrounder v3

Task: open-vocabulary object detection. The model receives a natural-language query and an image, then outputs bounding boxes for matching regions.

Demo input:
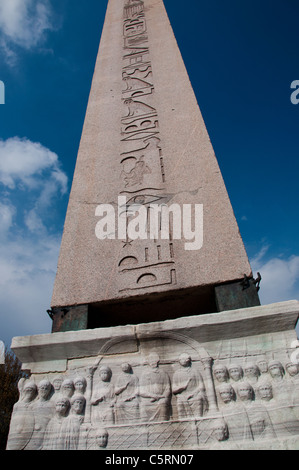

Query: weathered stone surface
[0,340,4,364]
[7,301,299,450]
[51,0,252,320]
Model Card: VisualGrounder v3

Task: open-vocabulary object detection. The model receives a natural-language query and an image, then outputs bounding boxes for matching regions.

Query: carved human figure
[63,395,86,450]
[115,363,139,424]
[86,427,109,450]
[228,364,243,383]
[42,396,70,450]
[6,381,37,450]
[209,418,230,449]
[61,379,75,399]
[26,380,55,450]
[285,362,299,411]
[285,362,299,383]
[213,364,229,384]
[265,381,299,439]
[218,383,236,410]
[218,383,253,443]
[257,358,269,380]
[96,428,109,449]
[213,364,230,404]
[74,376,87,395]
[91,366,116,425]
[139,352,171,422]
[52,376,63,395]
[237,381,255,403]
[268,360,287,401]
[237,381,276,440]
[37,379,53,402]
[268,360,284,379]
[228,363,243,396]
[243,363,260,387]
[257,382,274,403]
[172,353,208,419]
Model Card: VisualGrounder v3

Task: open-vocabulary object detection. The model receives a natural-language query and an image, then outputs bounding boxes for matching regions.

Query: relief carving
[27,380,54,450]
[139,353,172,422]
[115,363,139,424]
[172,353,208,419]
[6,344,299,450]
[42,396,70,450]
[123,98,156,118]
[6,381,37,450]
[91,366,116,426]
[121,155,151,187]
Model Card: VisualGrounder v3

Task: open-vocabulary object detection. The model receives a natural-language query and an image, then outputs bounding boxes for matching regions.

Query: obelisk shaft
[51,0,255,330]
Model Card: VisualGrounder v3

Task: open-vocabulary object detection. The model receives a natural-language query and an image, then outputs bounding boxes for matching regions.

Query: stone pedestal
[7,301,299,450]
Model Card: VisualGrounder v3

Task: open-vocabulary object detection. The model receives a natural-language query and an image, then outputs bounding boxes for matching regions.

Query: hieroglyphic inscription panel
[118,0,176,293]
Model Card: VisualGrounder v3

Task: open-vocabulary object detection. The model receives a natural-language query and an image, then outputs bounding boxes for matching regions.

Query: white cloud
[0,137,66,190]
[0,201,16,233]
[0,137,68,347]
[251,246,299,305]
[0,0,55,64]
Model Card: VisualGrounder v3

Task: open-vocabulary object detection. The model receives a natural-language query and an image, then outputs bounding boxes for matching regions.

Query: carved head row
[213,359,298,384]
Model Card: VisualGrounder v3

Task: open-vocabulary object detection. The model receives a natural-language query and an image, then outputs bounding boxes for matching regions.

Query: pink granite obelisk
[50,0,258,332]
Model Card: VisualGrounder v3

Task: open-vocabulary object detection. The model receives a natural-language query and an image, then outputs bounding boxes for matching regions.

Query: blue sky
[0,0,298,348]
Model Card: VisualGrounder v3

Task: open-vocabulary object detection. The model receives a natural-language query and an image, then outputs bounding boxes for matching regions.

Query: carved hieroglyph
[6,301,299,450]
[119,0,177,293]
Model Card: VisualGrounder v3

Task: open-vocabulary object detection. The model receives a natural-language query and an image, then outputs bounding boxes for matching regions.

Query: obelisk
[50,0,259,333]
[7,0,299,452]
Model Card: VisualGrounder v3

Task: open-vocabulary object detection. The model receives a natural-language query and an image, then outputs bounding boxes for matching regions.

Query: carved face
[121,363,131,374]
[258,384,273,401]
[212,424,228,442]
[228,366,242,382]
[213,366,228,383]
[269,363,284,379]
[179,354,191,368]
[71,397,85,414]
[257,360,268,374]
[244,365,259,379]
[286,363,299,377]
[23,386,36,402]
[74,378,86,393]
[56,399,69,416]
[238,384,253,401]
[62,381,75,398]
[38,382,51,399]
[96,430,108,448]
[219,386,234,404]
[53,378,62,391]
[100,367,112,382]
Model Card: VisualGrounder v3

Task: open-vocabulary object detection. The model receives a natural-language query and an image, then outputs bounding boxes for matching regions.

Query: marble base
[6,301,299,450]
